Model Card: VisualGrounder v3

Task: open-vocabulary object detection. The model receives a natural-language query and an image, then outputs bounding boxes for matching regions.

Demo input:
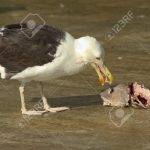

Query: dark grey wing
[0,24,65,75]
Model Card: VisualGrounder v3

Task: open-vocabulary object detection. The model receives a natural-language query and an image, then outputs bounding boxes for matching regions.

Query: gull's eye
[96,57,100,59]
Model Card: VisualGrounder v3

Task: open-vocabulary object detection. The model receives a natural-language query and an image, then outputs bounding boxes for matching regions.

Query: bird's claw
[22,110,46,115]
[45,106,69,113]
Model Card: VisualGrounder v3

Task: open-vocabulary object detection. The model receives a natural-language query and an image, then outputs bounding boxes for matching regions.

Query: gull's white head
[74,36,113,86]
[74,36,104,63]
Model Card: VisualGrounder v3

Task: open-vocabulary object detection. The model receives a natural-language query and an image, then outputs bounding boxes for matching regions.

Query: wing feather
[0,23,65,75]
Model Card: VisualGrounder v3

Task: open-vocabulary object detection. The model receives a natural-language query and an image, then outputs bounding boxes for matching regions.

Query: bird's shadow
[32,95,103,108]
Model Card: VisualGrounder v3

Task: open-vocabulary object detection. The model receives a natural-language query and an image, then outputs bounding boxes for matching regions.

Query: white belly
[11,57,84,82]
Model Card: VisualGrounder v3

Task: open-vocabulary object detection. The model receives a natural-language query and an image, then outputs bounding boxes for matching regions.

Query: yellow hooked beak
[91,60,113,86]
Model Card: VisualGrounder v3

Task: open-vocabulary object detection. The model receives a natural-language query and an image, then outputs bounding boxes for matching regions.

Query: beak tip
[99,73,113,86]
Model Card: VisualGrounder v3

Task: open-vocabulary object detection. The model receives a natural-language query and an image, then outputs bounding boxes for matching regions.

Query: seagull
[0,23,113,115]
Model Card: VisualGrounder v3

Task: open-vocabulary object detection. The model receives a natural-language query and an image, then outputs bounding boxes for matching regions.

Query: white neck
[59,32,85,75]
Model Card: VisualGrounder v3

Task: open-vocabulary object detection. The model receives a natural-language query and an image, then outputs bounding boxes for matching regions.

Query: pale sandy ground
[0,0,150,149]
